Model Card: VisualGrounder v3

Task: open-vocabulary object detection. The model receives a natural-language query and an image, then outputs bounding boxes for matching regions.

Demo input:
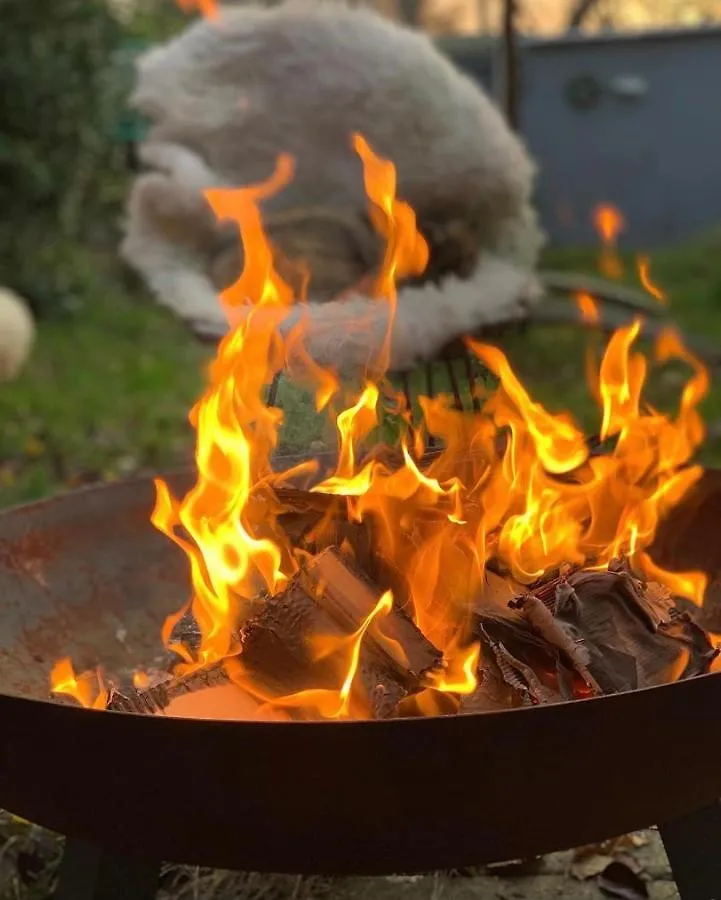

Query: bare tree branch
[566,0,601,29]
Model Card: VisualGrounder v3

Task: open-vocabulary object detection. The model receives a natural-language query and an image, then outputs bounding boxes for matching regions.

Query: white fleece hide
[121,1,546,373]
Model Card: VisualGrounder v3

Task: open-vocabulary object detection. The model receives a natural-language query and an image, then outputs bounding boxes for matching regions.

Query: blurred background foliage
[0,0,134,317]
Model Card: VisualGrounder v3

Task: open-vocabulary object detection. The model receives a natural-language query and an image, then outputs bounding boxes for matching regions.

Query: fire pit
[3,136,721,900]
[0,469,720,899]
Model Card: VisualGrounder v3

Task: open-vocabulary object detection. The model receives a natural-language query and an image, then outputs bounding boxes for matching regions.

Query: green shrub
[0,0,126,314]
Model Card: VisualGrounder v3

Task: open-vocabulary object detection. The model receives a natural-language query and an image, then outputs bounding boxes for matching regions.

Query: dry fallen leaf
[572,833,649,882]
[571,853,615,881]
[598,860,649,900]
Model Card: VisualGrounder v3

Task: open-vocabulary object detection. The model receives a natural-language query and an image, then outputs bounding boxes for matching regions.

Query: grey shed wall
[443,27,721,249]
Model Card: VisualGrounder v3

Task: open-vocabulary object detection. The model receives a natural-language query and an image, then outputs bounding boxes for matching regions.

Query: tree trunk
[502,0,520,131]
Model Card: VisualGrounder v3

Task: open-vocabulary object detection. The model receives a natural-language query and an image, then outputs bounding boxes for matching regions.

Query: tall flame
[150,157,299,671]
[50,137,711,716]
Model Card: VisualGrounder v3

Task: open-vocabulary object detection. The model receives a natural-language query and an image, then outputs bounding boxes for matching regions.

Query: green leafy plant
[0,0,126,315]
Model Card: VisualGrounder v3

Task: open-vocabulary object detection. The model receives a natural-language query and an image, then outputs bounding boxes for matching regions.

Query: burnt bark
[107,662,227,715]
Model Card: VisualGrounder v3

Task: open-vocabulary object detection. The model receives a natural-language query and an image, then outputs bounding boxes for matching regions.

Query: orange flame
[637,255,668,304]
[427,641,481,694]
[133,671,151,690]
[594,204,625,244]
[176,0,218,18]
[593,203,625,279]
[257,589,395,719]
[352,133,428,373]
[148,156,301,672]
[50,659,107,710]
[575,292,601,325]
[50,137,710,719]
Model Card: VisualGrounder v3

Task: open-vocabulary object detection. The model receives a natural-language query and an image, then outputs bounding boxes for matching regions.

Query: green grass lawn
[2,235,721,511]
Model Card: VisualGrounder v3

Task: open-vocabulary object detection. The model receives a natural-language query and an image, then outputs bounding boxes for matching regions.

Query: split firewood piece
[160,606,243,673]
[257,484,338,548]
[119,547,440,720]
[270,485,337,515]
[300,548,442,684]
[107,663,290,721]
[162,607,203,667]
[240,548,443,718]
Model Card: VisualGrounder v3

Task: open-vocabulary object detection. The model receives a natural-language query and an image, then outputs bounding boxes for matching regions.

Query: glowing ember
[132,670,151,690]
[637,255,668,304]
[51,136,711,718]
[594,204,625,245]
[176,0,218,19]
[575,291,601,325]
[593,203,625,280]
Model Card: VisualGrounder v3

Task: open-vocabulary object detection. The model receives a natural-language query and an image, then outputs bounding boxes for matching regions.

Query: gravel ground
[0,821,678,899]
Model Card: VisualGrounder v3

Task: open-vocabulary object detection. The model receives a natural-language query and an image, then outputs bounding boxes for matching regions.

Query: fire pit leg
[659,799,721,900]
[54,837,159,900]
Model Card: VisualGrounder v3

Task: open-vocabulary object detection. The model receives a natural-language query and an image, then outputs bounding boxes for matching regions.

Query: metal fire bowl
[1,464,721,876]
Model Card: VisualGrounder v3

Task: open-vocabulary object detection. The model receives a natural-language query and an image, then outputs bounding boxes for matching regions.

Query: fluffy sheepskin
[121,0,545,372]
[0,288,34,382]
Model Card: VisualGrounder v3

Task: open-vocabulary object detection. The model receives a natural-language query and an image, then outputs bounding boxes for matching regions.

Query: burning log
[302,548,441,683]
[109,548,442,721]
[240,548,442,718]
[270,487,376,574]
[108,663,227,715]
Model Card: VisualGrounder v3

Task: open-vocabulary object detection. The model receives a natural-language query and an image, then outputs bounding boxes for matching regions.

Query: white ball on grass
[0,288,35,381]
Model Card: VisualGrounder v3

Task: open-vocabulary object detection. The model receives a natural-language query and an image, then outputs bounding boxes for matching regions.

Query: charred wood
[107,662,227,715]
